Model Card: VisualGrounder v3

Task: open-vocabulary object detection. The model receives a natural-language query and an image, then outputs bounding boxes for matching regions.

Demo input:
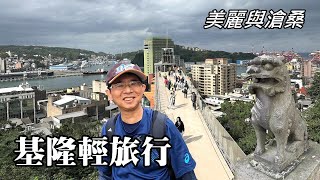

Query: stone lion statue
[246,55,308,169]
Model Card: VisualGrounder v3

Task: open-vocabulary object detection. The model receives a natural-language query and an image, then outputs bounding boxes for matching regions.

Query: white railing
[181,70,246,173]
[154,67,161,112]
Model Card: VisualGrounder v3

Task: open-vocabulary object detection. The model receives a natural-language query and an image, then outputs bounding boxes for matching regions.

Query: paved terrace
[156,74,234,180]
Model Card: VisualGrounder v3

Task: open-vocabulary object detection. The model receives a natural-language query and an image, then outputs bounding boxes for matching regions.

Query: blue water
[237,66,247,75]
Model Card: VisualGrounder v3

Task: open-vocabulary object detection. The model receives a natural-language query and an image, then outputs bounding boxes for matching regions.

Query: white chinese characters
[14,136,45,166]
[204,9,306,29]
[14,135,171,167]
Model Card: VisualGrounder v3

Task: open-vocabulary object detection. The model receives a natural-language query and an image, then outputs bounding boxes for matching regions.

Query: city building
[301,60,318,78]
[39,110,88,129]
[156,48,176,72]
[92,80,108,94]
[143,37,174,75]
[162,48,174,64]
[0,58,6,73]
[0,82,36,123]
[66,83,92,99]
[191,58,236,96]
[51,111,88,128]
[236,60,250,65]
[297,99,313,111]
[15,61,23,70]
[291,79,303,89]
[185,62,197,71]
[46,92,109,120]
[174,55,184,67]
[46,94,91,117]
[285,58,301,74]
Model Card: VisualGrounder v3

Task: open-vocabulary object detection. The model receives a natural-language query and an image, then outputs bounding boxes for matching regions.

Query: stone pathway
[156,74,234,180]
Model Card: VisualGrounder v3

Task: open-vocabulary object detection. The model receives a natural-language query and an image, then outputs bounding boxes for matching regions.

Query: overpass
[153,70,246,180]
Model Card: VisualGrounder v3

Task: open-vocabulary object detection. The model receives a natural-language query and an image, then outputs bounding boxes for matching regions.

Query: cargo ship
[82,68,108,75]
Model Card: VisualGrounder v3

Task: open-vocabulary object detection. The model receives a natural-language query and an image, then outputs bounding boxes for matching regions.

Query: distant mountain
[117,45,257,67]
[0,45,108,60]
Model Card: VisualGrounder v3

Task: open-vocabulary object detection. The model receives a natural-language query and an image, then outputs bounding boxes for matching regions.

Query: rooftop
[54,111,87,120]
[9,118,23,126]
[209,95,230,100]
[105,104,118,111]
[49,63,73,67]
[21,118,33,125]
[298,99,312,106]
[31,127,52,136]
[227,93,243,98]
[53,95,90,106]
[0,84,33,94]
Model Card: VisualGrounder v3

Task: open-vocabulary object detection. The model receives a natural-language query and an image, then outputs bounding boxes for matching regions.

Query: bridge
[152,70,246,180]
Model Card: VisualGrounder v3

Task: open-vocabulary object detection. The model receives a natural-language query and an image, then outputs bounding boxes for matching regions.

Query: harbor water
[0,65,247,91]
[0,65,111,91]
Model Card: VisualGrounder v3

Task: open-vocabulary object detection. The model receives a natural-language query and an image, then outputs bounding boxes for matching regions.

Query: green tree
[308,72,320,101]
[131,52,144,67]
[0,45,100,61]
[0,52,9,58]
[303,100,320,143]
[0,118,101,179]
[217,101,256,154]
[117,45,256,66]
[0,129,44,180]
[53,118,101,139]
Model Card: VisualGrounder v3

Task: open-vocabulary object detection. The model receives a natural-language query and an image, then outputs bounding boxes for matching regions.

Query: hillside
[0,45,256,64]
[0,45,108,60]
[117,45,257,67]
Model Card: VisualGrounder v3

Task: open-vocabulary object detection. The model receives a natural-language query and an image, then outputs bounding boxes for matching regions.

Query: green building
[143,37,174,75]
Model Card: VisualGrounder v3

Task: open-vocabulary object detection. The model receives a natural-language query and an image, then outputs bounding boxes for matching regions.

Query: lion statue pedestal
[235,141,320,180]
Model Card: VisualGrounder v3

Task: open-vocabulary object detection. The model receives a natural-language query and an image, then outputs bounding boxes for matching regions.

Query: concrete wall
[92,80,108,94]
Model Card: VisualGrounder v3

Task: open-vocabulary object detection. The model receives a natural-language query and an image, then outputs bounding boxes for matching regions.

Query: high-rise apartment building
[143,37,174,75]
[301,60,317,78]
[191,58,236,96]
[0,58,6,73]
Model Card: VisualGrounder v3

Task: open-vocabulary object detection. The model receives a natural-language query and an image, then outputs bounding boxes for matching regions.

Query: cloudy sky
[0,0,319,54]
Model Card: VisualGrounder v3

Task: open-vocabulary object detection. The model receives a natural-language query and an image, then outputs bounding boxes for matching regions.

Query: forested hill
[0,45,107,60]
[0,45,256,65]
[117,45,256,67]
[174,45,256,62]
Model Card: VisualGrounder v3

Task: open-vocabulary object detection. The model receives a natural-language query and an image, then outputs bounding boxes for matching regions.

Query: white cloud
[0,0,318,54]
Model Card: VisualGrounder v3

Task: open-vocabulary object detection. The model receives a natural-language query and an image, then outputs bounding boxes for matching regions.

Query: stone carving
[246,55,309,176]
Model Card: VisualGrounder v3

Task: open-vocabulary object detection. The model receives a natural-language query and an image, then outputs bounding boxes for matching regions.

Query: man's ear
[106,89,113,101]
[142,84,146,91]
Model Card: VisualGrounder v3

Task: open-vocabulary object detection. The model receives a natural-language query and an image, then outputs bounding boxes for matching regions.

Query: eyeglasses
[110,81,143,90]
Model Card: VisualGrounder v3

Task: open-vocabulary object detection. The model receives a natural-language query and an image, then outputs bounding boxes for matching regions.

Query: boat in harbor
[82,68,108,75]
[83,71,108,75]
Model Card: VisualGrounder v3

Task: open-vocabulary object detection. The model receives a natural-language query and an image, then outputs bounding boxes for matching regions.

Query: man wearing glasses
[98,61,197,180]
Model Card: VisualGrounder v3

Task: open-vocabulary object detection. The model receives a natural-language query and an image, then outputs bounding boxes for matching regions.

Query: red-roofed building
[298,87,308,96]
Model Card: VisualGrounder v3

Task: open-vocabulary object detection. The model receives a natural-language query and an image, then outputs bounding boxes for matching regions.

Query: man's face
[106,73,146,112]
